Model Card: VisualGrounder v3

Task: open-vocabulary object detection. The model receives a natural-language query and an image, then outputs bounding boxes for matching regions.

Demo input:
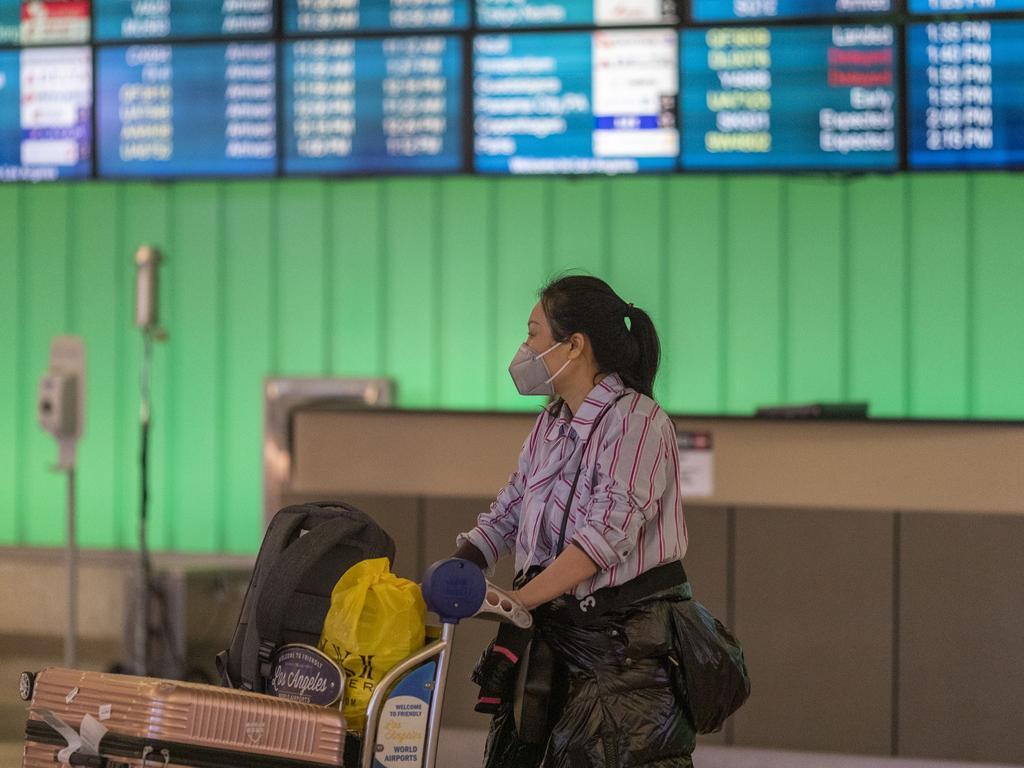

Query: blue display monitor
[908,0,1024,13]
[476,0,677,29]
[94,0,274,41]
[0,0,90,45]
[97,42,277,177]
[0,47,92,182]
[681,25,899,170]
[908,21,1024,169]
[474,30,679,174]
[284,0,469,34]
[283,36,463,174]
[690,0,892,22]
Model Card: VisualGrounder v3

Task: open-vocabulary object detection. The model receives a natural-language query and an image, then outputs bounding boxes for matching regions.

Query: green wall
[1,174,1022,553]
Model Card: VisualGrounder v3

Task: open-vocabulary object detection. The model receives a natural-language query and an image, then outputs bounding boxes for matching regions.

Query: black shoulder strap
[555,392,630,555]
[239,509,390,692]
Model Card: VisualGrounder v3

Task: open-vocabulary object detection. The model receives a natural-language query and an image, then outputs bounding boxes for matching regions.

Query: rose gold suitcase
[21,667,347,768]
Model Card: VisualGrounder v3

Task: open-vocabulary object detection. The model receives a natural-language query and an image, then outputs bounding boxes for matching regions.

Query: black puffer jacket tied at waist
[480,584,697,768]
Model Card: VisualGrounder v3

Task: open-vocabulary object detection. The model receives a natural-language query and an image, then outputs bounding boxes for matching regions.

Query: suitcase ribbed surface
[26,668,345,766]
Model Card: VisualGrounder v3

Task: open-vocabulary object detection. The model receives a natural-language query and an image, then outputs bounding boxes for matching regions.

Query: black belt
[537,560,688,627]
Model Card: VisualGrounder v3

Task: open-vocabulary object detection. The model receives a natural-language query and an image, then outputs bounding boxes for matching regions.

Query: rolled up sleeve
[571,407,668,570]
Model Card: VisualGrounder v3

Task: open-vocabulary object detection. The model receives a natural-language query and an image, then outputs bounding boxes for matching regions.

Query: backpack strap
[239,508,390,692]
[219,507,310,687]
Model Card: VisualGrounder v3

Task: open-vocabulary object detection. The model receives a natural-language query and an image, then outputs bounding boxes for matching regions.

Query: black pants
[482,591,696,768]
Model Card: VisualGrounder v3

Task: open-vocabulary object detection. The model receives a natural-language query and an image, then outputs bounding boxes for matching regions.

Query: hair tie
[625,302,634,317]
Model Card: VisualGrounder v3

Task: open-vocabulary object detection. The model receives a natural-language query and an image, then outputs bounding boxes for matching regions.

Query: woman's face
[526,301,557,354]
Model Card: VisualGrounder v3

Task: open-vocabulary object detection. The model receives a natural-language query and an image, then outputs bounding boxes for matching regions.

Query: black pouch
[472,622,532,714]
[667,599,751,734]
[513,633,560,744]
[507,566,563,745]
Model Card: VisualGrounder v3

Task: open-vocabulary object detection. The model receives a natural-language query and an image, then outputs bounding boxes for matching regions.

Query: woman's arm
[510,543,598,610]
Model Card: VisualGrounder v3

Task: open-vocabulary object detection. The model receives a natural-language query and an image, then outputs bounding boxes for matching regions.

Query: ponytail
[623,304,660,399]
[539,275,661,398]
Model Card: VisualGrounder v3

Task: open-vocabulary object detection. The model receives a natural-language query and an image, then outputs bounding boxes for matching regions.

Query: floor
[5,728,1021,767]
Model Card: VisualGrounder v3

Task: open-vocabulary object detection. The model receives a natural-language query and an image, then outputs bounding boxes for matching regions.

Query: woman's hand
[508,589,535,611]
[453,541,489,570]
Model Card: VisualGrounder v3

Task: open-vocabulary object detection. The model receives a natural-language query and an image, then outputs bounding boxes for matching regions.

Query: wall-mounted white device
[38,336,86,471]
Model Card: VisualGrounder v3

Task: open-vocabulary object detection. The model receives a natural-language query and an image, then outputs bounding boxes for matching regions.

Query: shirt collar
[545,373,626,444]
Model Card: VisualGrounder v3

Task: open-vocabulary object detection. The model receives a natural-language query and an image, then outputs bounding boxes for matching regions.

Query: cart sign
[269,644,344,706]
[373,661,436,768]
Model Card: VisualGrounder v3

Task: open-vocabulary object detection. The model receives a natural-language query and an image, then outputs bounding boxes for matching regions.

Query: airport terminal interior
[2,0,1023,766]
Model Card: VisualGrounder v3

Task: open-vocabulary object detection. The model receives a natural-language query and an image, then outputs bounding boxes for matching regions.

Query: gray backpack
[217,501,395,693]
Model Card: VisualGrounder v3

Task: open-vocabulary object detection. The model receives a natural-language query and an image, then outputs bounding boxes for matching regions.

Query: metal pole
[135,332,153,677]
[65,467,78,669]
[421,623,455,768]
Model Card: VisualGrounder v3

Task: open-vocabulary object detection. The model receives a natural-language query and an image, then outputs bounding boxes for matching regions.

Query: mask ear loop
[535,341,562,360]
[543,356,572,385]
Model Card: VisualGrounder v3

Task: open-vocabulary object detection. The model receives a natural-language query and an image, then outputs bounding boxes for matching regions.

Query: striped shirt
[457,373,688,600]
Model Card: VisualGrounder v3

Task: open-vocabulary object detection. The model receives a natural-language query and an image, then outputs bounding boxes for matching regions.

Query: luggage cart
[18,558,529,768]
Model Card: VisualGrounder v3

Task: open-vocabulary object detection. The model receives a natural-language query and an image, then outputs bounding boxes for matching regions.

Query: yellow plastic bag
[318,557,426,731]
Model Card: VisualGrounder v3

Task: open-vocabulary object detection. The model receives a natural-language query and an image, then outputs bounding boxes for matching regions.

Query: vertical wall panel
[439,178,494,409]
[119,184,170,549]
[847,176,908,417]
[732,507,894,754]
[493,179,550,411]
[972,174,1024,419]
[723,177,783,414]
[550,178,607,277]
[167,183,223,552]
[330,180,385,377]
[383,179,441,407]
[0,186,22,544]
[666,177,724,414]
[785,179,845,402]
[69,184,121,548]
[908,175,971,418]
[223,181,274,553]
[22,186,71,545]
[276,179,327,376]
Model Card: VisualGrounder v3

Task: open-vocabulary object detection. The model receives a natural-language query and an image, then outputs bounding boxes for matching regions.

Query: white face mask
[508,341,572,396]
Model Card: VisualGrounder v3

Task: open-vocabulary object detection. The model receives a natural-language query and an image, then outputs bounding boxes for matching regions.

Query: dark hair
[539,275,661,398]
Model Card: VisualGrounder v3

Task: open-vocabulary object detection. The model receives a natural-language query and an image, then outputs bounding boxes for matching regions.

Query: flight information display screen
[0,46,92,181]
[476,0,677,29]
[93,0,275,41]
[474,29,679,174]
[908,0,1024,13]
[681,24,899,170]
[282,36,462,174]
[284,0,469,34]
[0,0,90,45]
[97,42,277,177]
[689,0,892,22]
[908,21,1024,168]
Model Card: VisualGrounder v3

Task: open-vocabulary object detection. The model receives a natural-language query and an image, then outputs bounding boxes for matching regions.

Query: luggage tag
[268,643,345,707]
[36,708,96,766]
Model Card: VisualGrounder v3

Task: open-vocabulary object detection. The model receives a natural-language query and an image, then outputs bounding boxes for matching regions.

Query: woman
[454,275,695,768]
